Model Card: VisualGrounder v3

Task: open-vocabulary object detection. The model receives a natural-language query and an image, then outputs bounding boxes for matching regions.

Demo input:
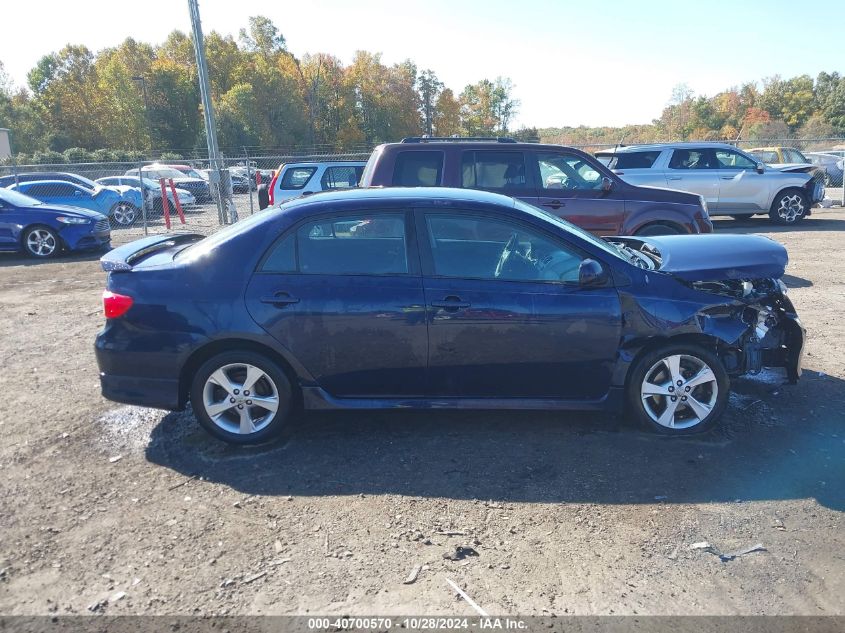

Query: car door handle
[720,176,736,180]
[667,176,682,180]
[431,296,471,311]
[542,200,565,209]
[260,292,300,306]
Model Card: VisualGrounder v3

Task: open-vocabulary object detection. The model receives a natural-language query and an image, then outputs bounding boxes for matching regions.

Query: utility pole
[187,0,236,223]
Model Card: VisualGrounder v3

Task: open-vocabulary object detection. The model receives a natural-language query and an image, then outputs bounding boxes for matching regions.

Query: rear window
[280,167,317,190]
[599,151,661,170]
[391,151,443,186]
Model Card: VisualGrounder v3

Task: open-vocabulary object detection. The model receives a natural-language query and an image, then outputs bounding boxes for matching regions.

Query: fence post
[244,147,254,216]
[159,178,172,229]
[167,178,186,224]
[138,162,148,236]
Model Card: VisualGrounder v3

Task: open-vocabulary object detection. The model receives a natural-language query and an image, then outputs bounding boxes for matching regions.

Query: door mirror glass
[579,258,608,287]
[601,177,613,192]
[755,162,765,174]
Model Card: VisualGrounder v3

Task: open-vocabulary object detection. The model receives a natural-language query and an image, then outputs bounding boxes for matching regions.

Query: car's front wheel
[110,202,138,227]
[627,343,729,435]
[23,225,61,259]
[190,351,293,445]
[635,223,683,236]
[769,189,808,225]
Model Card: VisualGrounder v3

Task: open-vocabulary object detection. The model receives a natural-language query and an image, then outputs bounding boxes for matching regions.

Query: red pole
[168,178,187,224]
[159,178,171,230]
[255,170,261,186]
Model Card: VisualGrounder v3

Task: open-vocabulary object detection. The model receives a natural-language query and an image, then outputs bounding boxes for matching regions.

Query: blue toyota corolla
[95,188,804,444]
[0,187,111,258]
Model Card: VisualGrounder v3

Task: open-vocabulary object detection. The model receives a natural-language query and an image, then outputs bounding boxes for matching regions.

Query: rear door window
[262,213,409,276]
[461,151,527,191]
[602,151,661,170]
[320,166,361,190]
[391,151,443,186]
[280,167,317,190]
[668,149,716,169]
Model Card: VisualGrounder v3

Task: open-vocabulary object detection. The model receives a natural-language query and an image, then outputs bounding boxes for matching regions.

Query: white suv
[596,142,824,225]
[260,161,366,209]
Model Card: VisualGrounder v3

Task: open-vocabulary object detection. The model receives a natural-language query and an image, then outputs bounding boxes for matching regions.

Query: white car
[96,176,196,207]
[260,161,366,209]
[595,142,824,225]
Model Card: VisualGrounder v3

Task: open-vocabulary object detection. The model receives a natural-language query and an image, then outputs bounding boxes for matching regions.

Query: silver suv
[596,142,824,225]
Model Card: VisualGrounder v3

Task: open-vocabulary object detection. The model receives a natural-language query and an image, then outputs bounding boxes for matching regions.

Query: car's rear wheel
[627,343,729,435]
[635,223,683,236]
[190,351,293,445]
[769,189,808,225]
[23,225,61,259]
[110,202,138,227]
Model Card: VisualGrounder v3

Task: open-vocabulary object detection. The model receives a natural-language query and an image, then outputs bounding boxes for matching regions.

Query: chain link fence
[1,138,842,245]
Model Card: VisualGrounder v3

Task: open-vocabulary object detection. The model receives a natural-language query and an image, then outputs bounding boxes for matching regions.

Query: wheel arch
[620,333,733,394]
[769,185,807,210]
[633,220,687,236]
[178,337,303,409]
[19,223,67,253]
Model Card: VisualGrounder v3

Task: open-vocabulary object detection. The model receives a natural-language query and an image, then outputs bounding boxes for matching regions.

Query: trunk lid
[100,233,205,272]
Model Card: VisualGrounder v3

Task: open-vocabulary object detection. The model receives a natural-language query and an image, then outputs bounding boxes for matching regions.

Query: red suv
[360,137,713,236]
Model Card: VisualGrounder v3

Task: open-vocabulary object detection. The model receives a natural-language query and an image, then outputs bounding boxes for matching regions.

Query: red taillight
[267,170,279,205]
[103,290,134,319]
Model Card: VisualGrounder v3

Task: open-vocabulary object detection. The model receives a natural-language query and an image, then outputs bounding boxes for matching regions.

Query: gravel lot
[0,209,842,617]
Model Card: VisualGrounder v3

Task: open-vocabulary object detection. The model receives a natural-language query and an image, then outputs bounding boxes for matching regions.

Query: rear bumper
[100,372,182,410]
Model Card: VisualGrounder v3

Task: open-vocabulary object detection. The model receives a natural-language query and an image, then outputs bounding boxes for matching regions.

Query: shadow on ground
[145,369,844,511]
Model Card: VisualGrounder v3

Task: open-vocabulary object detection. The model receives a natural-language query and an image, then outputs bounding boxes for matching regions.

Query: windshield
[513,199,626,262]
[0,187,43,206]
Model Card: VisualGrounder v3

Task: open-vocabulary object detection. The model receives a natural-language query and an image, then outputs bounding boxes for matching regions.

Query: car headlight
[56,216,91,225]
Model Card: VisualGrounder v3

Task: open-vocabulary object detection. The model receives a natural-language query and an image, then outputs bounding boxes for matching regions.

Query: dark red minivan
[360,137,713,236]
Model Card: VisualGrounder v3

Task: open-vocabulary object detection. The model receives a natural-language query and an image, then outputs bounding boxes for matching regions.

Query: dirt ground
[0,209,842,618]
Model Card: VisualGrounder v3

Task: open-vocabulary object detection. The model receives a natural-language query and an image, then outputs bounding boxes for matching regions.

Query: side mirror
[601,176,613,192]
[579,258,609,288]
[755,162,765,174]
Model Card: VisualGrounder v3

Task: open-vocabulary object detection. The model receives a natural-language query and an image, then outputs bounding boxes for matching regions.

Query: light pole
[187,0,235,223]
[131,76,152,151]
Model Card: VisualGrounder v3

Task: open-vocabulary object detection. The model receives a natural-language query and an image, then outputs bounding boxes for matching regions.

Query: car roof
[16,179,87,187]
[281,161,366,168]
[597,142,743,154]
[377,141,584,152]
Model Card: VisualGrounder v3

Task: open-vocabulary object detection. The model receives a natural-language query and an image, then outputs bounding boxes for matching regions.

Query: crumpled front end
[684,278,805,383]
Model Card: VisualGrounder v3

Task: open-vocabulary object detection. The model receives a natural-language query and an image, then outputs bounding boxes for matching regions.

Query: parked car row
[596,142,825,224]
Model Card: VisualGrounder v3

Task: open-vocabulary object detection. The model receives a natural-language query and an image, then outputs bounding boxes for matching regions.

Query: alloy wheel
[202,363,280,435]
[111,203,137,226]
[776,194,805,223]
[26,229,57,257]
[640,354,719,430]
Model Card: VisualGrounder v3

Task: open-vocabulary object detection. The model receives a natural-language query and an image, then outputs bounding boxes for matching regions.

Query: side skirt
[302,386,625,413]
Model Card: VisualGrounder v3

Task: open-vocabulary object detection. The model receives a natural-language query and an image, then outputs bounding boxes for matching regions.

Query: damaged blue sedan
[95,188,804,444]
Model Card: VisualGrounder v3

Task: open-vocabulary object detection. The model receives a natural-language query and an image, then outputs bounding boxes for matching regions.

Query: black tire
[257,184,269,210]
[22,225,61,259]
[190,350,293,445]
[768,189,808,225]
[109,202,139,227]
[626,343,729,435]
[635,223,682,237]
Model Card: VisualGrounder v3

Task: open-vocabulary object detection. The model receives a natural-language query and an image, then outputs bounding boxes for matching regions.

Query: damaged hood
[616,234,788,281]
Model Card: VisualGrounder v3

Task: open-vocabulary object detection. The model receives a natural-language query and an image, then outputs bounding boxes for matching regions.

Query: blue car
[8,180,141,227]
[95,188,804,444]
[0,187,111,258]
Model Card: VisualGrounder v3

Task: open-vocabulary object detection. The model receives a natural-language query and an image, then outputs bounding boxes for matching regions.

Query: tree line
[0,16,521,164]
[540,74,845,147]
